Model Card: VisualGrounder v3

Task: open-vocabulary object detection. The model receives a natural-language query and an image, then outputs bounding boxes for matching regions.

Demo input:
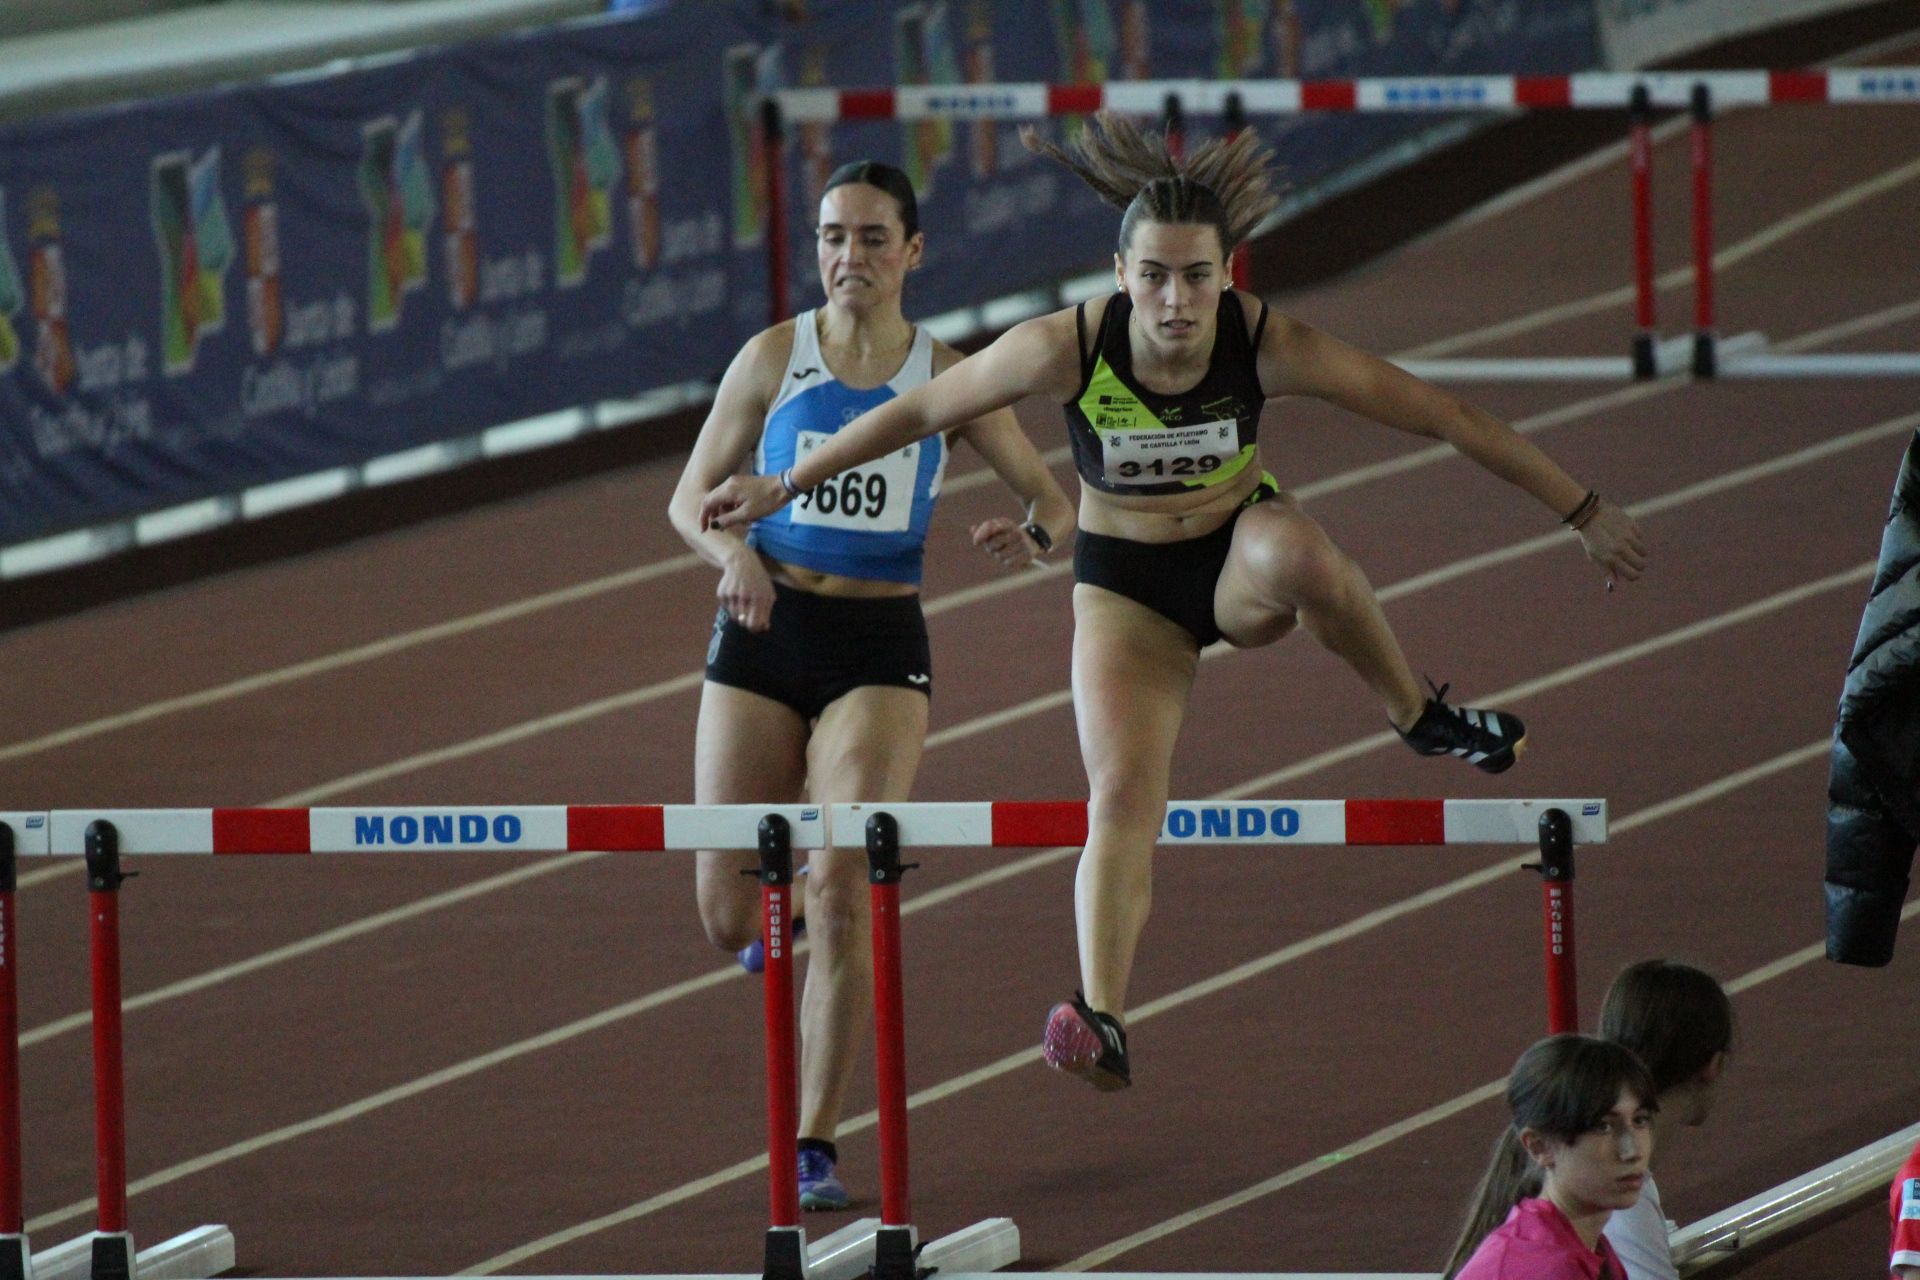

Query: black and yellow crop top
[1063,291,1269,497]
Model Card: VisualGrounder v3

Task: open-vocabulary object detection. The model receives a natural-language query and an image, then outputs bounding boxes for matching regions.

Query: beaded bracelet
[778,467,802,498]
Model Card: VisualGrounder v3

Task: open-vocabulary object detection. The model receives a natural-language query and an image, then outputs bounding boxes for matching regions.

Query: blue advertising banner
[0,8,769,546]
[0,0,1596,552]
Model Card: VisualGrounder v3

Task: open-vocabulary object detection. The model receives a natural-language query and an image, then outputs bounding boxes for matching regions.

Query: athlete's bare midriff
[1076,457,1265,543]
[765,553,920,598]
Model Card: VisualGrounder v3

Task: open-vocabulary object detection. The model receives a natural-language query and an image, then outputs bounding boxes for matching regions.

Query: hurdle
[1,815,39,1280]
[0,814,224,1280]
[34,805,1015,1280]
[834,799,1605,1045]
[762,69,1920,381]
[23,798,1602,1278]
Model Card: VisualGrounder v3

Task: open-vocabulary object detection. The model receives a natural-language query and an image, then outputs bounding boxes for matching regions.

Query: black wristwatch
[1021,520,1053,555]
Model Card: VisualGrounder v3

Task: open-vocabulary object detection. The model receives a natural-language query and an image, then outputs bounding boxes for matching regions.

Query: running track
[4,30,1920,1279]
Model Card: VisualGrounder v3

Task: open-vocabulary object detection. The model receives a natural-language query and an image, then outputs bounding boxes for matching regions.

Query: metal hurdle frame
[6,798,1600,1280]
[12,798,1909,1276]
[761,68,1920,381]
[27,805,1016,1280]
[822,797,1602,1280]
[0,814,229,1280]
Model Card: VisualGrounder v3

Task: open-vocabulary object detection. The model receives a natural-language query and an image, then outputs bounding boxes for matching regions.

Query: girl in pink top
[1443,1035,1658,1280]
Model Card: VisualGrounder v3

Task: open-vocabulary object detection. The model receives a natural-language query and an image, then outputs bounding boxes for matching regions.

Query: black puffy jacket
[1826,429,1920,966]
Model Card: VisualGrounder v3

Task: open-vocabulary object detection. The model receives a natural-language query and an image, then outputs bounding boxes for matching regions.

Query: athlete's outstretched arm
[1258,307,1648,583]
[701,309,1080,532]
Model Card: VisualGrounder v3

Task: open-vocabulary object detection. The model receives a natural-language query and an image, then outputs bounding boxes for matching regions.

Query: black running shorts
[705,582,932,720]
[1072,476,1279,648]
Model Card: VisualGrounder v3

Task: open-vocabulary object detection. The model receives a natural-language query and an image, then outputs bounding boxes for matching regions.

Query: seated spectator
[1892,1135,1920,1277]
[1443,1034,1657,1279]
[1598,960,1735,1279]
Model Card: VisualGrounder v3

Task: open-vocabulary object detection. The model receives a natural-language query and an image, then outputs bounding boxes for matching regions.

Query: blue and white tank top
[747,309,947,584]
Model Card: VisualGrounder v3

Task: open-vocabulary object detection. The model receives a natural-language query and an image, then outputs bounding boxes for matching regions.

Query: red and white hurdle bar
[762,69,1920,381]
[770,70,1920,121]
[26,799,1599,1280]
[33,798,1600,855]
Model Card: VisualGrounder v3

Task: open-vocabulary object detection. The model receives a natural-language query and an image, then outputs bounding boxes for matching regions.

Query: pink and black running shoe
[1043,992,1131,1091]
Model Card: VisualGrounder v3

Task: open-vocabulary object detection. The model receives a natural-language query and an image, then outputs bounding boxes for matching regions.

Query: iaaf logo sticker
[360,111,436,333]
[546,75,620,287]
[150,147,234,375]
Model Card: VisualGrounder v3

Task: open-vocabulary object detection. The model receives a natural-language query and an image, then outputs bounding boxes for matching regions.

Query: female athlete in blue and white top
[668,161,1073,1208]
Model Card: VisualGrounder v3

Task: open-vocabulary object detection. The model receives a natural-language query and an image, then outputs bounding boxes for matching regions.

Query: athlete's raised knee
[1239,520,1348,609]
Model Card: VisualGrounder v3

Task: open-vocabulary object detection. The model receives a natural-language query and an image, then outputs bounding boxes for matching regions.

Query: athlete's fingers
[698,481,735,530]
[971,517,1015,545]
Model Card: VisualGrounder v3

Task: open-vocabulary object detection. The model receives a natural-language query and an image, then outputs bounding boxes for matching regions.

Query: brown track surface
[6,29,1920,1279]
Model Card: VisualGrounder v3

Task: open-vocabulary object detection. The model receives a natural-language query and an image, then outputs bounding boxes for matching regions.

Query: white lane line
[1060,744,1862,1270]
[462,723,1849,1275]
[15,400,1901,1039]
[17,564,1859,1247]
[1774,297,1920,353]
[0,556,699,764]
[923,407,1916,755]
[1401,152,1920,359]
[15,852,604,1049]
[12,136,1914,771]
[242,402,1920,803]
[0,452,1064,769]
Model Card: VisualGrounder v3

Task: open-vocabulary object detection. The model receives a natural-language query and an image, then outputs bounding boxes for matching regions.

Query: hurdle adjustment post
[762,97,791,328]
[1690,81,1717,379]
[1527,809,1577,1035]
[1628,84,1657,380]
[1224,91,1252,289]
[864,813,923,1280]
[754,814,807,1280]
[85,821,135,1280]
[0,824,23,1280]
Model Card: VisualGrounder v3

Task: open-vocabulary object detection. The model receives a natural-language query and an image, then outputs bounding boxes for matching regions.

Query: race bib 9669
[789,430,919,532]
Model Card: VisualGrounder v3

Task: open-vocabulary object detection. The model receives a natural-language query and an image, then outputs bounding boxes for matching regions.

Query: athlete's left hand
[972,517,1042,568]
[702,474,790,531]
[1576,498,1648,587]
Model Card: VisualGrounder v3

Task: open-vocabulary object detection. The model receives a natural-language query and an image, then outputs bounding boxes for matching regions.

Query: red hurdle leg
[762,99,791,328]
[755,815,805,1280]
[85,821,136,1280]
[864,812,920,1280]
[1225,91,1252,289]
[1530,809,1578,1035]
[1689,82,1717,378]
[1629,84,1657,380]
[0,824,26,1280]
